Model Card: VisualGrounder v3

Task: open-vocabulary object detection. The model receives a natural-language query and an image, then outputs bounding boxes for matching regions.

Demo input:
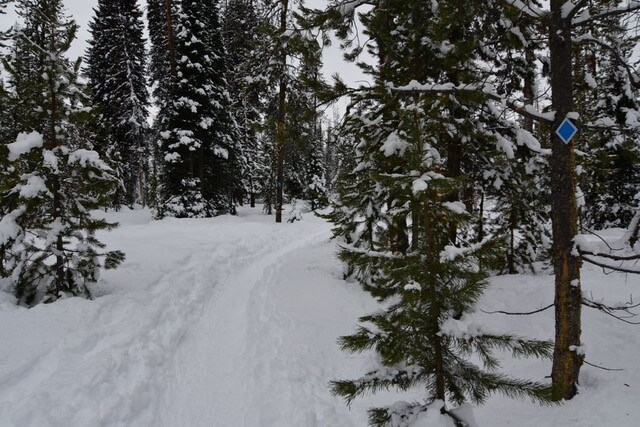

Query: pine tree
[0,77,15,279]
[223,0,261,207]
[157,0,240,217]
[575,11,640,230]
[0,0,11,47]
[305,127,329,211]
[86,0,149,208]
[147,0,176,103]
[0,0,124,305]
[305,1,556,423]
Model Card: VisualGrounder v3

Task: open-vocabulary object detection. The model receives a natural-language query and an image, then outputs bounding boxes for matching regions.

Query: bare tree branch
[572,1,640,27]
[388,82,555,125]
[481,303,555,316]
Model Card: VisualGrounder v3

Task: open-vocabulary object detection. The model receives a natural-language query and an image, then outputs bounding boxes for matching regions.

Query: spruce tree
[223,0,261,207]
[0,0,10,47]
[305,128,329,211]
[575,12,640,230]
[305,1,556,423]
[0,0,124,305]
[147,0,176,103]
[86,0,149,207]
[0,77,14,279]
[157,0,240,217]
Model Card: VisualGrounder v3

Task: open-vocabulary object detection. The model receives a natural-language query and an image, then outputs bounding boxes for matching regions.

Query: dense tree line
[0,0,332,304]
[2,0,640,425]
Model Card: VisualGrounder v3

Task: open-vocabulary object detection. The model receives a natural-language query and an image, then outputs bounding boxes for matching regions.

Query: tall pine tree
[223,0,261,207]
[156,0,240,217]
[86,0,149,207]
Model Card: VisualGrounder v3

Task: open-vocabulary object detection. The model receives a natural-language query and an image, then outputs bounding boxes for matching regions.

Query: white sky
[0,0,369,118]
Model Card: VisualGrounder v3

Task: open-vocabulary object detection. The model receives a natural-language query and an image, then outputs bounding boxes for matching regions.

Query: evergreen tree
[0,0,124,305]
[0,0,11,48]
[147,0,176,103]
[305,1,556,423]
[575,11,640,230]
[0,77,14,279]
[86,0,149,208]
[305,127,329,211]
[223,0,261,207]
[257,135,276,215]
[253,7,328,213]
[157,0,240,217]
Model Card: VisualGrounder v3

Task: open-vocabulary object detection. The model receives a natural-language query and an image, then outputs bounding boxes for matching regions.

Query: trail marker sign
[556,117,579,145]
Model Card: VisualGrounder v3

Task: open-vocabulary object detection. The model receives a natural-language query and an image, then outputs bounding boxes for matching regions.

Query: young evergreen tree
[157,0,241,217]
[0,77,14,279]
[86,0,149,208]
[0,0,124,305]
[305,128,329,211]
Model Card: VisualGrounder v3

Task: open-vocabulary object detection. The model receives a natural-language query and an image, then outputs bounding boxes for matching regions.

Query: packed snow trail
[1,207,639,427]
[157,224,332,425]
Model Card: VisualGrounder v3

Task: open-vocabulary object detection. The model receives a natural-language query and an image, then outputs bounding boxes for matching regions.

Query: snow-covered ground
[0,206,638,426]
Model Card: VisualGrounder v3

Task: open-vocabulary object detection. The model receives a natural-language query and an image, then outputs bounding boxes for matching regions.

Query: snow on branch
[574,233,640,274]
[333,0,372,16]
[388,81,555,125]
[440,237,493,263]
[0,207,25,245]
[339,243,400,259]
[572,1,640,26]
[6,131,43,162]
[561,0,589,20]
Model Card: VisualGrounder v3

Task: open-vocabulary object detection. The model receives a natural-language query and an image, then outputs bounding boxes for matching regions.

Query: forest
[1,0,640,426]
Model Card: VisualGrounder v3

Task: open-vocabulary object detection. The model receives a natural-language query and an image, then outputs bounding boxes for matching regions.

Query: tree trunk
[0,244,5,278]
[249,175,256,208]
[138,159,145,208]
[523,45,535,133]
[425,208,446,403]
[508,207,516,274]
[549,0,583,400]
[44,15,65,299]
[477,191,485,242]
[275,0,288,223]
[446,137,462,244]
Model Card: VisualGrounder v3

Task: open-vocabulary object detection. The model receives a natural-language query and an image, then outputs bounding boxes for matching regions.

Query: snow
[0,207,639,426]
[14,175,50,198]
[0,208,25,245]
[380,131,410,157]
[516,128,541,152]
[7,132,44,162]
[68,149,110,170]
[442,201,468,215]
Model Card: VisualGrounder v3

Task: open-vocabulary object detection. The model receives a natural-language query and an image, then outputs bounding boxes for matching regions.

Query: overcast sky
[0,0,369,117]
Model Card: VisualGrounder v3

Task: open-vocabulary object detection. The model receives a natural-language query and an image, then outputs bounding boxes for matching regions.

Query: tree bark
[549,0,583,400]
[46,14,65,298]
[446,137,462,244]
[275,0,288,223]
[0,244,5,278]
[523,45,535,133]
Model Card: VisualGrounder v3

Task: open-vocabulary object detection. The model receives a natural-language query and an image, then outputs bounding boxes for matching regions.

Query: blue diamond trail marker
[555,117,579,145]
